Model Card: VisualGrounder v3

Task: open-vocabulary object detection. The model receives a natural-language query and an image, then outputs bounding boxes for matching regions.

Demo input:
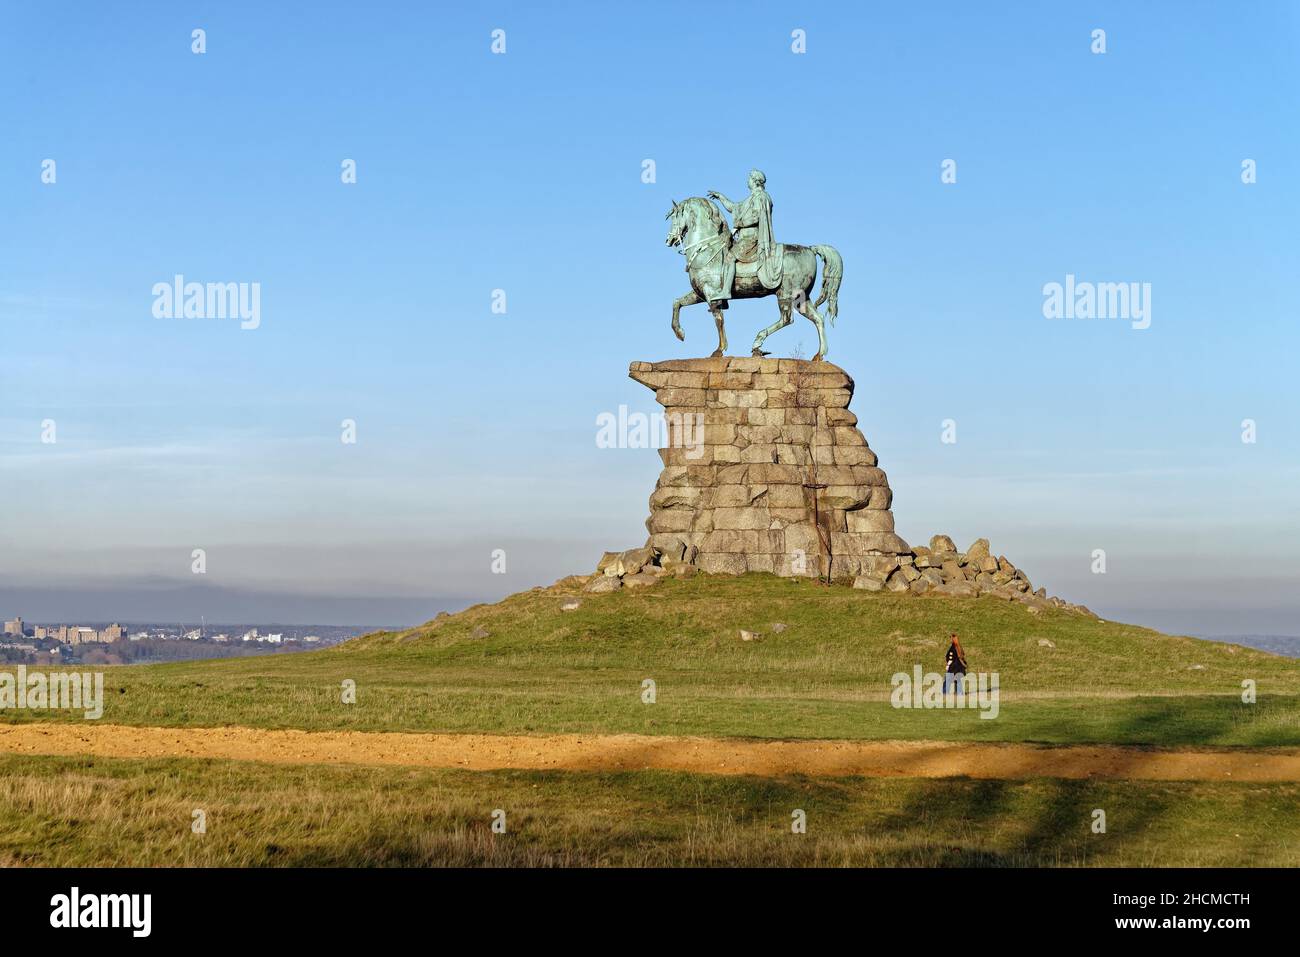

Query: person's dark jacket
[945,642,967,674]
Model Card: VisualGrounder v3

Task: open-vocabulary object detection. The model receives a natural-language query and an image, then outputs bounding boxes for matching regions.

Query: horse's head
[665,197,724,249]
[664,199,688,247]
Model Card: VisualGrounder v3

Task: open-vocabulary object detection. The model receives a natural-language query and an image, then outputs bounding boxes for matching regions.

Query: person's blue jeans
[943,672,964,695]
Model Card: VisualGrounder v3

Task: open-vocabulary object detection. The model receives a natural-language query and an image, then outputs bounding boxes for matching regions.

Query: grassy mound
[5,574,1296,747]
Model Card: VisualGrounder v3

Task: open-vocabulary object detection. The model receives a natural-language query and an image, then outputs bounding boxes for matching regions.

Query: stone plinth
[629,357,909,580]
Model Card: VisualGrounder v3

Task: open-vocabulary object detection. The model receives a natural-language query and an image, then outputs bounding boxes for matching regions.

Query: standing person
[943,633,968,695]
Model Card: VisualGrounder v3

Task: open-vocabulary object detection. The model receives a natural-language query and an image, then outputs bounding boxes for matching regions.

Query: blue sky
[2,1,1297,632]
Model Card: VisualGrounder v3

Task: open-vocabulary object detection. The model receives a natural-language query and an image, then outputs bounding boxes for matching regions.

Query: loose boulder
[963,538,991,564]
[929,534,956,553]
[617,547,657,576]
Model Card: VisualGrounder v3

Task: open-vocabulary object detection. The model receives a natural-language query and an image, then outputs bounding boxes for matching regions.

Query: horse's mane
[684,196,724,231]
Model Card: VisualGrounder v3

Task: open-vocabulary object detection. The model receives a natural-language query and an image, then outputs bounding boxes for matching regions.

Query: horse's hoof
[751,348,770,357]
[812,353,824,362]
[710,349,724,358]
[672,326,684,342]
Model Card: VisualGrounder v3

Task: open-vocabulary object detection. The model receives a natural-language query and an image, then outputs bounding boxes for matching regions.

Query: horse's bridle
[673,207,726,269]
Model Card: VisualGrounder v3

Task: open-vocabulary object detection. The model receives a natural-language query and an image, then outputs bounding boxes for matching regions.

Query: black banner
[0,867,1279,943]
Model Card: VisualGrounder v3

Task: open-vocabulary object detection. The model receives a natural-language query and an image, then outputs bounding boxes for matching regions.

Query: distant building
[27,623,125,645]
[302,635,322,643]
[70,627,97,645]
[3,617,25,637]
[264,633,283,644]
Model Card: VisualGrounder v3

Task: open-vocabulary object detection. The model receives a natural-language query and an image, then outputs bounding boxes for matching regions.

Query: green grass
[0,753,1294,867]
[4,574,1297,747]
[3,575,1296,868]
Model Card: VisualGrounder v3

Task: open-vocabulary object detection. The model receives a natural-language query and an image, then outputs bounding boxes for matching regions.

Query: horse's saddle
[735,247,784,289]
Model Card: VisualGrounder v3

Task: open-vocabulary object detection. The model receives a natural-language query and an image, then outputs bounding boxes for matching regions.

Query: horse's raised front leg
[709,304,727,357]
[671,290,702,342]
[751,297,793,356]
[797,295,828,361]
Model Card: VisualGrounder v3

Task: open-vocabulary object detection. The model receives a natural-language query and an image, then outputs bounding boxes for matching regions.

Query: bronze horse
[664,196,843,360]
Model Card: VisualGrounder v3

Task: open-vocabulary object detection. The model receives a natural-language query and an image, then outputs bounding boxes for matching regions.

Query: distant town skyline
[3,4,1298,635]
[0,614,359,668]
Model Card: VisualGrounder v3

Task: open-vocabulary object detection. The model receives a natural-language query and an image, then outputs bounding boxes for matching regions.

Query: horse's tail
[811,245,842,325]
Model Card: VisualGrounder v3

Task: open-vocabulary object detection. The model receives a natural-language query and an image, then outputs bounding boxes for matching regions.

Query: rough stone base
[584,534,1092,617]
[629,357,909,581]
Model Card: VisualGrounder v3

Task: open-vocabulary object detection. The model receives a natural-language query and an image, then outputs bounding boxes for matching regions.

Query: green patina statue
[665,169,842,360]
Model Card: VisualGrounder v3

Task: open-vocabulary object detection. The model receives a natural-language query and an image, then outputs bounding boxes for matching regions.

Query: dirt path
[2,723,1298,781]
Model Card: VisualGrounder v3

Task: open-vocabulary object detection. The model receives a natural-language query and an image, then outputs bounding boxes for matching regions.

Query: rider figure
[708,169,781,307]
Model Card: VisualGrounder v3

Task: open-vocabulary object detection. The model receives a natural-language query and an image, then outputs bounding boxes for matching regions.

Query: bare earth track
[2,723,1299,781]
